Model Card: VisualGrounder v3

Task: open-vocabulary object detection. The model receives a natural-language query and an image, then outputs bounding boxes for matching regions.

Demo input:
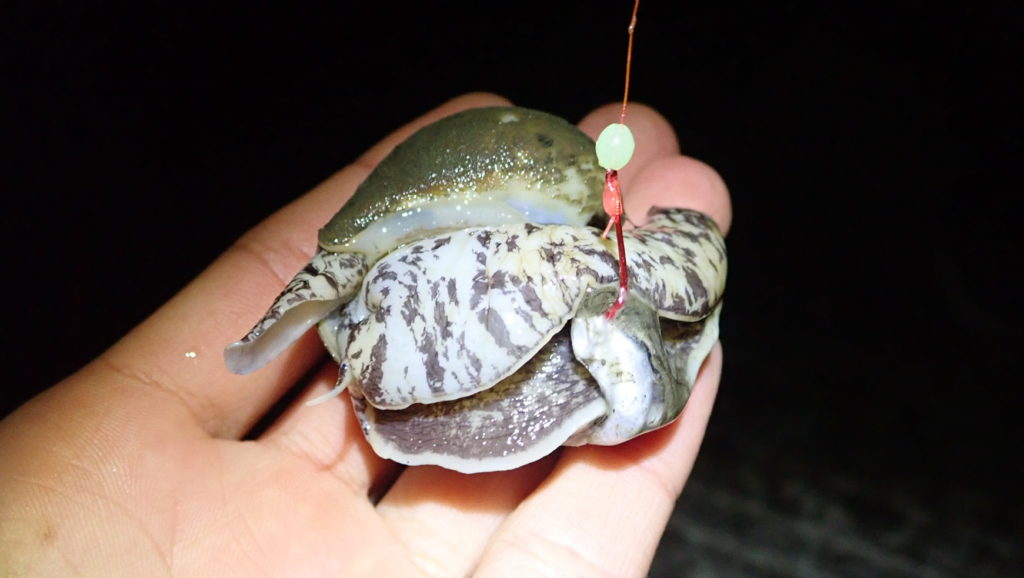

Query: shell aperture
[224,106,727,473]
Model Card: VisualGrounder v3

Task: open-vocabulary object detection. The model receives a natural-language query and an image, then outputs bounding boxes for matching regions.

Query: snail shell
[225,106,727,473]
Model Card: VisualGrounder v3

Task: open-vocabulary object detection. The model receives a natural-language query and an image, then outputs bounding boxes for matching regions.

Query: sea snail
[225,106,727,473]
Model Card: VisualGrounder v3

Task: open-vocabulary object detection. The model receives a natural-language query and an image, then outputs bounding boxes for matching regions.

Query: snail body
[225,106,726,473]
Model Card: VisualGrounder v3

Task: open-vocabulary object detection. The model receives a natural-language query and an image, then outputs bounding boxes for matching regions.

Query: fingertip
[627,155,733,235]
[578,102,731,235]
[445,91,515,109]
[577,102,624,137]
[578,102,680,179]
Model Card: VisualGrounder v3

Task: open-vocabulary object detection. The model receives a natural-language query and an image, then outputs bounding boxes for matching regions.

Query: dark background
[5,2,1020,575]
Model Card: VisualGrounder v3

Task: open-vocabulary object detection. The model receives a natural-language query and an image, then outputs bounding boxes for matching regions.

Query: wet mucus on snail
[225,106,727,473]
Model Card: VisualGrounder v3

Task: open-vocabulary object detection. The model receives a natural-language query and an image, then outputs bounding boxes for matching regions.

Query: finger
[476,344,723,578]
[259,364,403,498]
[577,102,680,188]
[629,155,732,234]
[373,459,556,577]
[84,93,513,439]
[578,102,732,234]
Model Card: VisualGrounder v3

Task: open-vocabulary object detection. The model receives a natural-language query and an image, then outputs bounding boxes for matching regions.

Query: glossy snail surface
[225,107,727,473]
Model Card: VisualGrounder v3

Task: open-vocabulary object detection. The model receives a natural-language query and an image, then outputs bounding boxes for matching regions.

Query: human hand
[0,93,731,577]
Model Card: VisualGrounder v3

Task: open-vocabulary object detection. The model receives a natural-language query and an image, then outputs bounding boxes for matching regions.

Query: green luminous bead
[595,123,635,171]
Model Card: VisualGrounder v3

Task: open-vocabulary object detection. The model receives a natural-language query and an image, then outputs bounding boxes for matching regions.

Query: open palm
[0,93,731,577]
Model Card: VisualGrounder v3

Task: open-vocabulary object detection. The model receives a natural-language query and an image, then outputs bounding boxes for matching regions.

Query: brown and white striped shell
[225,107,726,473]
